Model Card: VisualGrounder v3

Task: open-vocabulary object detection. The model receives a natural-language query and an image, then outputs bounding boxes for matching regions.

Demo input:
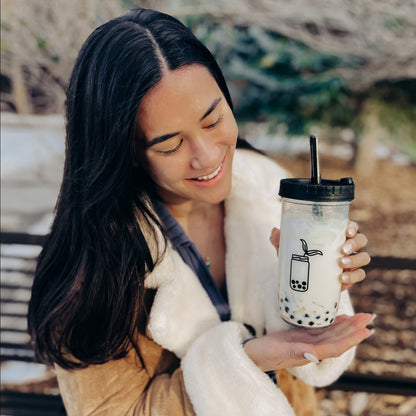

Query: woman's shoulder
[232,148,288,197]
[234,148,287,178]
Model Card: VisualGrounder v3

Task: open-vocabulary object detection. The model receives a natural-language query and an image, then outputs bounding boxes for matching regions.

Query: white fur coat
[145,149,355,416]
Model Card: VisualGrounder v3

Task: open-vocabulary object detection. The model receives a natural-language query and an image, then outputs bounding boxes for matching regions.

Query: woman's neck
[164,200,222,234]
[166,199,226,288]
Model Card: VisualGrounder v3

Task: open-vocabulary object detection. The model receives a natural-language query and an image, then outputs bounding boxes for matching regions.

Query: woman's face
[136,64,238,207]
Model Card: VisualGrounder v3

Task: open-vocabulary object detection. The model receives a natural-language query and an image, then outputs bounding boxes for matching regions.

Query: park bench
[1,231,415,415]
[1,232,65,415]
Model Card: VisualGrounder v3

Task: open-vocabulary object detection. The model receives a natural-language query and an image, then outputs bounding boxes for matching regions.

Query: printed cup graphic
[290,254,309,292]
[290,240,323,292]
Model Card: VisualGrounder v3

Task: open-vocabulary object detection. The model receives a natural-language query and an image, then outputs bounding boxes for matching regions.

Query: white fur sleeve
[181,321,295,416]
[286,290,356,387]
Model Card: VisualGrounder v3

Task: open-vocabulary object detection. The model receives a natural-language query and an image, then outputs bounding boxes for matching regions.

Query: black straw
[310,135,321,184]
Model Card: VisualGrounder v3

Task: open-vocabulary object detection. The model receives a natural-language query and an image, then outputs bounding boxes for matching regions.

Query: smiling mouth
[192,161,223,181]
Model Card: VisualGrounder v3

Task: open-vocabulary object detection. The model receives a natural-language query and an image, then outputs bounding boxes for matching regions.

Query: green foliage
[184,15,362,135]
[180,15,415,159]
[382,15,406,37]
[368,80,416,161]
[36,37,47,51]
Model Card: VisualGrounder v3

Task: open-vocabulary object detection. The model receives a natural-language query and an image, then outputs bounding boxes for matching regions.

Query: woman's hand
[244,313,375,372]
[262,222,373,373]
[270,221,371,292]
[339,221,371,290]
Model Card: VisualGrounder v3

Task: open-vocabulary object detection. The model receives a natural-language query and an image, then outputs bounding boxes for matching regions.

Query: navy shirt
[152,198,277,384]
[152,198,231,322]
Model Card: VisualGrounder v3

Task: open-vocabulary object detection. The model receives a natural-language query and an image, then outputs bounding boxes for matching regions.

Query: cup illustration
[290,239,323,292]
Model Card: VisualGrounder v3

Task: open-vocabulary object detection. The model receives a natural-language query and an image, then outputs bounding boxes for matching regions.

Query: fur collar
[144,149,289,357]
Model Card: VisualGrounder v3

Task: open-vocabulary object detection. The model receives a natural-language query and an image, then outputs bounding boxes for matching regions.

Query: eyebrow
[147,97,222,148]
[147,132,180,147]
[199,97,222,121]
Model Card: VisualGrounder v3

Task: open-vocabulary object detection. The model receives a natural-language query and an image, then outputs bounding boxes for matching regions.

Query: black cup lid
[279,177,355,202]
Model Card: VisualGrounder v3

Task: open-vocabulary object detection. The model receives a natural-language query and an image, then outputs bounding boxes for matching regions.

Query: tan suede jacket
[55,332,317,416]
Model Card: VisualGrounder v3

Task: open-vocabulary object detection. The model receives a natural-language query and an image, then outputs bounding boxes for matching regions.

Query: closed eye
[204,114,223,129]
[156,139,183,155]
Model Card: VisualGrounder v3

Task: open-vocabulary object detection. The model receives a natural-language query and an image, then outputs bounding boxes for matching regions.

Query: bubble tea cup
[277,136,354,328]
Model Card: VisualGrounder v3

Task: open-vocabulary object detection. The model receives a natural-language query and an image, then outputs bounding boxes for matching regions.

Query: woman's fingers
[290,314,373,343]
[314,325,374,361]
[346,221,359,237]
[317,313,374,343]
[340,230,370,290]
[270,227,280,253]
[342,232,368,255]
[339,249,370,290]
[244,314,375,371]
[340,268,367,289]
[296,314,375,361]
[340,251,371,269]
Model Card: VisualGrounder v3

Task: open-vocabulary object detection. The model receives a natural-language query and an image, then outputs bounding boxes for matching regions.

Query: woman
[28,8,372,416]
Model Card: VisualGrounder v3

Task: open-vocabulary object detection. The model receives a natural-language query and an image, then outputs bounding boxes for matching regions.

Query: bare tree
[166,0,416,90]
[157,0,416,167]
[2,0,415,114]
[1,0,127,113]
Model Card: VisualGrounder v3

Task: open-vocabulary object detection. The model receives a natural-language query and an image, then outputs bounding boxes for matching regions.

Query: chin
[208,181,232,204]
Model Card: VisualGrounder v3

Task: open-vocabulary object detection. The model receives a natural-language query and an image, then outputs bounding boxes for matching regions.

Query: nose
[189,135,221,170]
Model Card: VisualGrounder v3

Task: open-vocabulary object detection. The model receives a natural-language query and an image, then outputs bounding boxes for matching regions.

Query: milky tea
[277,177,354,328]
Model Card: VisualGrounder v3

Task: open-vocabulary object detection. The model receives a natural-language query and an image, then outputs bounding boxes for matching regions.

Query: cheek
[145,154,164,185]
[219,115,239,145]
[230,119,239,144]
[146,154,183,186]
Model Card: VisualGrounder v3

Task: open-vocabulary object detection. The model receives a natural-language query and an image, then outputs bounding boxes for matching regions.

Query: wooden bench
[1,232,415,415]
[1,232,65,415]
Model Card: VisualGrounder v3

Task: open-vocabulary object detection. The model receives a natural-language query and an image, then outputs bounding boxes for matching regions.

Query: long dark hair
[28,8,254,369]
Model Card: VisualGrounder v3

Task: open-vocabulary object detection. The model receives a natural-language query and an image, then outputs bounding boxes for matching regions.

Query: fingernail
[341,274,349,282]
[347,227,356,236]
[343,243,353,254]
[341,257,351,266]
[366,328,376,338]
[303,353,320,364]
[370,314,377,324]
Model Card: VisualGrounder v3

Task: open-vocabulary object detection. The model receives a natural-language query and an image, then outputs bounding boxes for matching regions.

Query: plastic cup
[277,176,354,328]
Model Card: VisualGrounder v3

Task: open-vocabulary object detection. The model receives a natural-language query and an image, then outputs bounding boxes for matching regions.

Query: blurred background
[1,1,415,415]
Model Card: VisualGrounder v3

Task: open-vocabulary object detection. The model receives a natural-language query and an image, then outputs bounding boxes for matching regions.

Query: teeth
[196,163,222,181]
